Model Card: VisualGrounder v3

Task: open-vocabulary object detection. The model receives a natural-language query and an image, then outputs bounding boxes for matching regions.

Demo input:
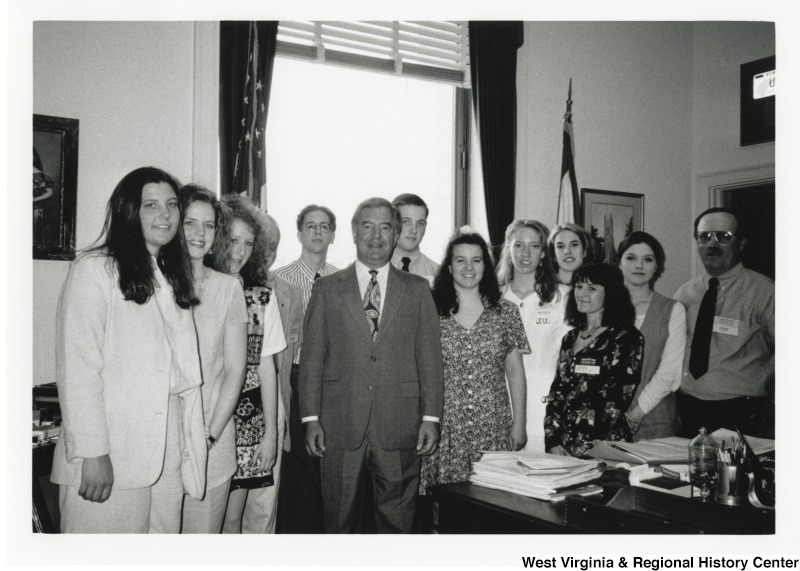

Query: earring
[209,248,214,254]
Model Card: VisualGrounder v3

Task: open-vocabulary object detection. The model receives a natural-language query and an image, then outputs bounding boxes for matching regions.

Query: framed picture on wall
[581,188,644,265]
[33,114,79,261]
[740,55,775,146]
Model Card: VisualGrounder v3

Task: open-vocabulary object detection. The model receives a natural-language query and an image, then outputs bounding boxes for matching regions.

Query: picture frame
[581,188,644,265]
[33,114,79,261]
[740,55,775,146]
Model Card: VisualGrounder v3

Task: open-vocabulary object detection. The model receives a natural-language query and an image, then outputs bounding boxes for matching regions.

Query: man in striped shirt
[274,204,338,532]
[275,204,339,311]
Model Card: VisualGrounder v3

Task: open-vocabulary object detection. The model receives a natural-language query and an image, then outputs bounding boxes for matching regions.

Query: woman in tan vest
[618,231,686,440]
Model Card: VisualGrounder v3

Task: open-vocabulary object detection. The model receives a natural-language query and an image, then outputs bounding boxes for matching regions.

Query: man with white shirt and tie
[391,194,440,287]
[675,207,774,438]
[299,197,444,533]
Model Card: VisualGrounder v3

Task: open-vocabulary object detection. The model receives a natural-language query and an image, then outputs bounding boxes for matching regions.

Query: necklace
[197,267,208,292]
[579,324,602,340]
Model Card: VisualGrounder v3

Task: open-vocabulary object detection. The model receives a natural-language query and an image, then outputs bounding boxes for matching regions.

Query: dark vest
[633,292,681,440]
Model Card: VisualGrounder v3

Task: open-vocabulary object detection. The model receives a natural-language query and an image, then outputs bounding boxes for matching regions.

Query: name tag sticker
[575,364,601,375]
[534,308,554,326]
[713,317,739,336]
[287,327,300,343]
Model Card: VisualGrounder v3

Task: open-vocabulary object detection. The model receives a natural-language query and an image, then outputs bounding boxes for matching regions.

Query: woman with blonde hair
[179,185,249,533]
[497,219,573,452]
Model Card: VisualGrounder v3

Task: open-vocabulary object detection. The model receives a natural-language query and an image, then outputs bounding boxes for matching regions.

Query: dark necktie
[313,272,321,281]
[688,277,719,379]
[401,257,411,272]
[363,270,381,342]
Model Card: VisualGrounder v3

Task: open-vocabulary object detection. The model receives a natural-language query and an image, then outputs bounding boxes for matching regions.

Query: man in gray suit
[299,197,444,533]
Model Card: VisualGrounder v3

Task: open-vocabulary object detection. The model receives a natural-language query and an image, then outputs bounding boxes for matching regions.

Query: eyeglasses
[695,231,736,245]
[303,222,333,234]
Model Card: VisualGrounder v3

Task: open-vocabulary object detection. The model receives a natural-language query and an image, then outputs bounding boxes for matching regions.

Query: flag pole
[556,78,580,225]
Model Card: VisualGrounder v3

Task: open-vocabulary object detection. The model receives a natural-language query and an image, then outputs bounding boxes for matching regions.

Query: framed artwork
[581,188,644,265]
[740,55,775,146]
[33,114,79,261]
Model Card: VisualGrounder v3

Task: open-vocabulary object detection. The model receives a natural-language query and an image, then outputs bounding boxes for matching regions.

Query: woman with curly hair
[216,194,286,534]
[419,229,529,494]
[497,219,573,452]
[178,185,248,533]
[544,263,643,457]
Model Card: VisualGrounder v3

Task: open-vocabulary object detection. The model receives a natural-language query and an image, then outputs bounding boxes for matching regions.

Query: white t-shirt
[260,292,288,357]
[502,283,572,453]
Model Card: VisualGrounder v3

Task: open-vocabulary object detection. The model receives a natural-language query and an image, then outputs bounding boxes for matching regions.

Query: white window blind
[276,21,470,87]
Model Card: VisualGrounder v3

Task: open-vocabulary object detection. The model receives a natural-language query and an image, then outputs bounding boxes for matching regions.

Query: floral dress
[419,299,530,494]
[230,284,273,490]
[544,323,644,457]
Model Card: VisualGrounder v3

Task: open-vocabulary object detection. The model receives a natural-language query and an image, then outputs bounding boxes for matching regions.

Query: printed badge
[712,316,739,336]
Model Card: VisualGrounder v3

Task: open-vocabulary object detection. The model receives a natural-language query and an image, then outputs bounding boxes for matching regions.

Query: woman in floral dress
[544,263,644,457]
[419,229,530,494]
[217,195,286,534]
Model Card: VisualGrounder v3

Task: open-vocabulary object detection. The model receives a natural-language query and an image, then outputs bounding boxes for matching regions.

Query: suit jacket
[299,264,443,451]
[51,253,206,495]
[268,272,304,452]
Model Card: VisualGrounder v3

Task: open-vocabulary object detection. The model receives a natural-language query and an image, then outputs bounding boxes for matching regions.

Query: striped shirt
[274,258,339,313]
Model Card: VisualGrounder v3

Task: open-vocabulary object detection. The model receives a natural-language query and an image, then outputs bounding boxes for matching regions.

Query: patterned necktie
[401,257,411,272]
[363,270,381,342]
[688,277,719,379]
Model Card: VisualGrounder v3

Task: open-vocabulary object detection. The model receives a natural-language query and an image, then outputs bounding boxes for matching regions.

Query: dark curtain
[219,21,278,205]
[469,22,524,259]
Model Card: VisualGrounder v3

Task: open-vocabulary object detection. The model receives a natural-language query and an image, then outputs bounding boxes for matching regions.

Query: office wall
[515,22,694,297]
[515,21,775,297]
[30,21,775,385]
[32,21,196,385]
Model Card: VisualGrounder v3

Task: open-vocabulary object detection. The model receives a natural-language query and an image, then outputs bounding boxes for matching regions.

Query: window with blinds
[276,21,470,87]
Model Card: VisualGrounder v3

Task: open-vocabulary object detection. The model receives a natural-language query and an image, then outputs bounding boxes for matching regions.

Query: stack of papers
[469,451,605,501]
[587,438,689,464]
[587,430,775,465]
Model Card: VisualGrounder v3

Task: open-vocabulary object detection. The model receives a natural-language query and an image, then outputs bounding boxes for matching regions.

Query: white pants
[59,396,184,533]
[181,478,232,534]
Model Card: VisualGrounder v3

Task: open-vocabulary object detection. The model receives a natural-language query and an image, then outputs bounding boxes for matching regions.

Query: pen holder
[715,462,750,506]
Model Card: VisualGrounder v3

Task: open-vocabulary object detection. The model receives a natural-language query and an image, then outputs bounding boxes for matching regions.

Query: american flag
[232,22,268,206]
[557,78,580,225]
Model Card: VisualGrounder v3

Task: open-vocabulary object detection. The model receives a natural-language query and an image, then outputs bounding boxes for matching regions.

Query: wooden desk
[430,482,575,534]
[430,482,775,534]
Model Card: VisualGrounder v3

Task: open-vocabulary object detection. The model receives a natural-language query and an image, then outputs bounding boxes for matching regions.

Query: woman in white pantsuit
[51,167,207,533]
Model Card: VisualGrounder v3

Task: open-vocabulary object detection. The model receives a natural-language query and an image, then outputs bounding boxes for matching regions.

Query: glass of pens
[715,436,750,506]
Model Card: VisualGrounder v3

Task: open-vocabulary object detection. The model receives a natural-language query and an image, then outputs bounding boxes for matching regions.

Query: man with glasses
[674,207,774,438]
[391,194,439,287]
[274,204,338,533]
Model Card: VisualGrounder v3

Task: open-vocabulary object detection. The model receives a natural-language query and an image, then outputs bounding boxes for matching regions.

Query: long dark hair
[179,184,232,272]
[432,230,501,316]
[216,194,270,285]
[564,263,635,328]
[88,167,198,309]
[496,219,560,304]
